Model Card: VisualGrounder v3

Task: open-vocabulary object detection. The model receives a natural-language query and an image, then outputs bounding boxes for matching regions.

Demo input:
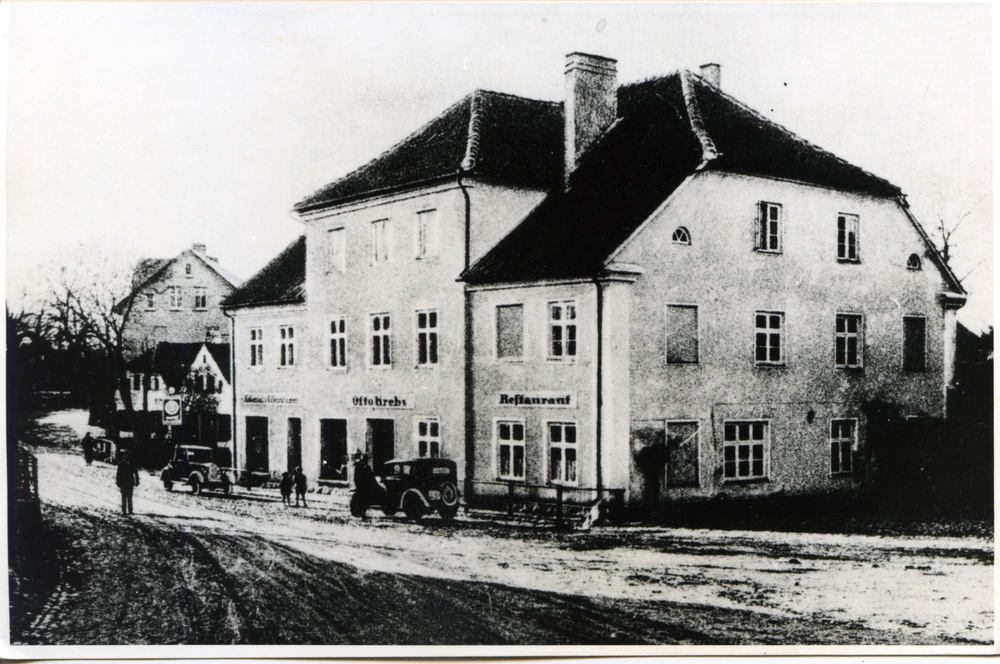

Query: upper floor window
[416,419,440,458]
[830,419,855,475]
[903,316,926,371]
[723,420,768,480]
[168,286,183,309]
[415,310,439,366]
[329,317,347,368]
[496,420,525,480]
[907,253,922,270]
[755,311,784,365]
[672,226,691,245]
[496,304,524,361]
[665,304,698,364]
[547,422,578,485]
[185,262,192,276]
[193,287,207,310]
[837,214,860,262]
[835,314,863,369]
[249,328,263,367]
[370,313,391,367]
[756,202,782,253]
[548,301,577,361]
[328,227,346,273]
[371,219,390,264]
[279,326,295,367]
[144,292,155,310]
[415,209,439,259]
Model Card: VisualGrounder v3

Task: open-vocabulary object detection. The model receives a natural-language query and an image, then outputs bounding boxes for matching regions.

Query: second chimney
[564,52,617,186]
[192,243,206,253]
[699,63,721,88]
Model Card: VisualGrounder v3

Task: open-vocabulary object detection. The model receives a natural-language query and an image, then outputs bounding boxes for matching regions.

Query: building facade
[122,243,242,358]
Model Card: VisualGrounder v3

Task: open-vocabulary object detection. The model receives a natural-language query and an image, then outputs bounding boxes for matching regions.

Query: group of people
[279,467,309,507]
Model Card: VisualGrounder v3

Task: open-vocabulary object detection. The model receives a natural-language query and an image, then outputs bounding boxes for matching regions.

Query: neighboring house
[224,53,964,510]
[220,236,307,478]
[462,56,966,507]
[120,243,242,358]
[119,342,233,451]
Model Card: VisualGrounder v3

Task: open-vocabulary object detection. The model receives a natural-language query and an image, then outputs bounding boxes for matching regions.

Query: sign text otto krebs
[349,395,413,409]
[498,392,576,408]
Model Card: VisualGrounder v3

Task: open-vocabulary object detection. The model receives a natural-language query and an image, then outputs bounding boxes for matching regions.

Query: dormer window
[907,253,922,270]
[672,227,691,245]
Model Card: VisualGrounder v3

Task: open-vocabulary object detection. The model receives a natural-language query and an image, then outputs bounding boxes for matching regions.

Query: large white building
[223,54,964,510]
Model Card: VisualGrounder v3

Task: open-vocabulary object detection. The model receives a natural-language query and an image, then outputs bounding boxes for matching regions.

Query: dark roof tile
[221,236,306,309]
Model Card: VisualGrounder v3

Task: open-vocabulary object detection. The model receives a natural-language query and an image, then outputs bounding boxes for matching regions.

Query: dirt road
[11,411,993,645]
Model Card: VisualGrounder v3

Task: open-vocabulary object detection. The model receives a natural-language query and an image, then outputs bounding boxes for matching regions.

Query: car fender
[188,471,205,486]
[159,468,171,482]
[399,488,430,508]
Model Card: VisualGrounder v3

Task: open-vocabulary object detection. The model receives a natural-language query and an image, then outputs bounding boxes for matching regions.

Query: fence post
[555,484,564,530]
[507,481,515,517]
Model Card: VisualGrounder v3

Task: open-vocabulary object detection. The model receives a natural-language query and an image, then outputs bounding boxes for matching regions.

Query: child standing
[293,467,308,508]
[279,471,293,506]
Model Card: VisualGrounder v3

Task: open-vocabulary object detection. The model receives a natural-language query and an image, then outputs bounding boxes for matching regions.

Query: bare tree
[934,193,987,272]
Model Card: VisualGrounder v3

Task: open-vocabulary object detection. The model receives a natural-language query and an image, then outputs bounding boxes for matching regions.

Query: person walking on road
[116,451,140,515]
[279,471,293,506]
[293,467,308,508]
[81,432,94,466]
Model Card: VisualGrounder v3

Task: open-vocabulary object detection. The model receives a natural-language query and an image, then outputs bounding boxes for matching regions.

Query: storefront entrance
[320,419,348,481]
[366,418,395,475]
[286,418,301,472]
[245,416,269,473]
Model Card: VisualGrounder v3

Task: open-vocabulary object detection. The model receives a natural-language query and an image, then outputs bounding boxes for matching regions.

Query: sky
[5,2,993,332]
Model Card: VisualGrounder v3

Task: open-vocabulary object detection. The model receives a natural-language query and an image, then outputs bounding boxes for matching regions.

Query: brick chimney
[564,52,617,186]
[192,243,206,253]
[699,63,721,88]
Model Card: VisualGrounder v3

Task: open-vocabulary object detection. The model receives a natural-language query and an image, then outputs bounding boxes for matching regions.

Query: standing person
[279,471,293,506]
[116,451,140,515]
[293,467,308,508]
[81,432,94,466]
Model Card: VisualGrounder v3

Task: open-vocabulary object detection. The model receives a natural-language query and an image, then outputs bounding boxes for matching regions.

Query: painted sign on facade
[348,395,414,409]
[243,394,301,405]
[498,392,576,408]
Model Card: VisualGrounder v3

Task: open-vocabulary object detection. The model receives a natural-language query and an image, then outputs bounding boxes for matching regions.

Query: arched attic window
[906,253,922,270]
[672,227,691,245]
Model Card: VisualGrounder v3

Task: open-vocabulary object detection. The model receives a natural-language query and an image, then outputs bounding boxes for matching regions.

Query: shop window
[496,420,525,480]
[279,326,295,367]
[835,314,863,368]
[416,419,440,458]
[755,311,784,365]
[907,253,922,270]
[496,304,523,360]
[416,310,438,366]
[837,214,860,262]
[723,421,768,480]
[415,209,439,259]
[249,328,263,367]
[371,219,390,264]
[756,202,782,253]
[329,317,347,368]
[193,287,207,310]
[830,419,855,475]
[370,313,391,367]
[547,422,577,485]
[903,316,926,371]
[328,227,346,273]
[665,304,698,364]
[548,301,577,360]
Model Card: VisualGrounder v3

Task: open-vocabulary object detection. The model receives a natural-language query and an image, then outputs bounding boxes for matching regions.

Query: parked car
[160,445,232,496]
[350,457,460,521]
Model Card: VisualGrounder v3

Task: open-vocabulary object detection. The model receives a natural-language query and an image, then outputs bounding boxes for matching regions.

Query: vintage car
[350,457,460,521]
[160,445,232,496]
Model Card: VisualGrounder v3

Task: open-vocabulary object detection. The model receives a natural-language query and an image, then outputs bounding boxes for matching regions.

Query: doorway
[245,416,269,473]
[286,418,302,473]
[320,419,348,481]
[366,419,395,475]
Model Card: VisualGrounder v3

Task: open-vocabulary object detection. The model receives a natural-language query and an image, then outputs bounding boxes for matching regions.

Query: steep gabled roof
[294,91,563,212]
[126,342,231,389]
[117,248,243,312]
[463,71,904,285]
[220,236,306,309]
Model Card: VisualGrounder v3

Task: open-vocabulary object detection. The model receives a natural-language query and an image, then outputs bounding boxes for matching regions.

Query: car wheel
[439,481,459,507]
[163,481,173,492]
[349,493,368,518]
[190,477,202,496]
[403,494,426,521]
[438,503,459,521]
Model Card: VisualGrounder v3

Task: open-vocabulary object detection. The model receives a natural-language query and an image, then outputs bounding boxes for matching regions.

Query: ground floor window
[497,420,525,480]
[547,422,577,485]
[723,420,768,480]
[416,419,440,458]
[830,419,855,475]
